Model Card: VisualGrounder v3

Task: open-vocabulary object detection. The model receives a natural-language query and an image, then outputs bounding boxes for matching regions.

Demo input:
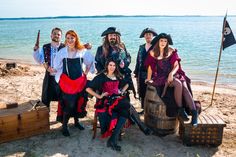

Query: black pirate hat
[139,28,158,38]
[151,33,173,45]
[101,27,121,37]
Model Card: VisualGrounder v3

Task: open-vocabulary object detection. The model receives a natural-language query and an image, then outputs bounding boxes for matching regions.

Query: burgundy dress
[145,49,190,86]
[145,49,192,117]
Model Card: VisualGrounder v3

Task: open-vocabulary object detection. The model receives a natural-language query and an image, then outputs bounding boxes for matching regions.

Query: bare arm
[168,48,179,76]
[120,84,129,95]
[83,49,96,75]
[84,66,90,75]
[170,61,179,76]
[145,51,154,83]
[168,61,179,84]
[86,87,108,99]
[145,65,153,83]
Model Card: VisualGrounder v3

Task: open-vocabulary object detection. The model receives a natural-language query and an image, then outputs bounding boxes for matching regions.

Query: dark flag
[223,20,236,50]
[208,13,236,109]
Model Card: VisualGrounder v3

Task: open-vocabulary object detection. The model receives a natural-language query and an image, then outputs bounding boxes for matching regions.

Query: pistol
[33,30,40,51]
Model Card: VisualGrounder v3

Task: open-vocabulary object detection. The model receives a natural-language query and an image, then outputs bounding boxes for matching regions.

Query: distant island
[1,15,234,20]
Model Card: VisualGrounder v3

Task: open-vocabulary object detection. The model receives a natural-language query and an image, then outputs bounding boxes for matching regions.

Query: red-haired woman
[54,30,95,136]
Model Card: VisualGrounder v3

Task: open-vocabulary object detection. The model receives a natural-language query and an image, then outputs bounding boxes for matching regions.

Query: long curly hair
[104,59,123,79]
[65,30,84,50]
[152,39,169,58]
[102,35,125,58]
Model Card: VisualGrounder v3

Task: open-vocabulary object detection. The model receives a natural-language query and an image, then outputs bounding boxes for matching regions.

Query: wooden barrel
[144,85,179,136]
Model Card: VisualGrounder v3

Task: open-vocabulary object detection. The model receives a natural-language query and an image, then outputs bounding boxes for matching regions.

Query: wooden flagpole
[204,13,227,110]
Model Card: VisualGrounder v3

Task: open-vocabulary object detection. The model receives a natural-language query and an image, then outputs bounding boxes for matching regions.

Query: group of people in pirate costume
[33,26,199,151]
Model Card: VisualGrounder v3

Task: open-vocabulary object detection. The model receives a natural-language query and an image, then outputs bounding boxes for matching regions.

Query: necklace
[106,74,116,80]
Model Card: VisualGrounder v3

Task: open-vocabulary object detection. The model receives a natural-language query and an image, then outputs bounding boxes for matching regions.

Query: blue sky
[1,0,236,18]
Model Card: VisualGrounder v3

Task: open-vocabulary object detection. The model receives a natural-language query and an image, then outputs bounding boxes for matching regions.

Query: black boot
[107,138,121,151]
[118,129,125,141]
[62,114,70,137]
[142,127,153,135]
[130,105,152,135]
[178,107,189,121]
[107,116,126,151]
[74,117,85,130]
[191,110,198,127]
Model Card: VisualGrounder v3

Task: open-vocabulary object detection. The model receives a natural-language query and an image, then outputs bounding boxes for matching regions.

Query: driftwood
[6,63,16,70]
[6,102,18,109]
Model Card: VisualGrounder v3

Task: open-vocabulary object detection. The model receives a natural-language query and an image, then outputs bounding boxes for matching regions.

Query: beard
[146,39,152,44]
[52,37,59,42]
[109,39,116,45]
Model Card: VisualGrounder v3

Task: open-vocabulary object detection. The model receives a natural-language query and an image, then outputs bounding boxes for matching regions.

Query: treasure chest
[0,100,49,143]
[179,113,226,146]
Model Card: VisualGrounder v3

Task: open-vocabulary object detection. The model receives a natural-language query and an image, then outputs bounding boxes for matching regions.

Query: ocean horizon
[0,16,236,86]
[1,15,236,20]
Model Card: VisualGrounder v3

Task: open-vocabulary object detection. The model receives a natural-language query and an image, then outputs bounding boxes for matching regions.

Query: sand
[0,59,235,157]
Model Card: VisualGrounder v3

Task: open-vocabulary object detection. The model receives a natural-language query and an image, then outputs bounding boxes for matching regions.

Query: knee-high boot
[178,107,189,121]
[130,105,152,135]
[62,113,70,136]
[191,110,198,127]
[107,116,126,151]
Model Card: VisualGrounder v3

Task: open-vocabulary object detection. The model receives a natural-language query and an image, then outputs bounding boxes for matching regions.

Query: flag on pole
[223,19,236,50]
[206,13,236,110]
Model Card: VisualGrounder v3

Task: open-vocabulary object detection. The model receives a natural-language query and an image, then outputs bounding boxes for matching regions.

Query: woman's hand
[84,66,90,75]
[118,89,126,96]
[47,67,57,74]
[167,73,174,84]
[145,79,153,84]
[98,92,109,99]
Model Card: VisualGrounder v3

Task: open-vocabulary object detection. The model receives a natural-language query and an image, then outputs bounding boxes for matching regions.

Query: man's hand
[84,43,92,50]
[119,60,125,68]
[33,45,39,51]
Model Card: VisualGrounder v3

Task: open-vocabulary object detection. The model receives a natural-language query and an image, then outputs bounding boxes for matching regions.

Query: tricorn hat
[139,28,158,38]
[101,27,121,37]
[151,33,173,45]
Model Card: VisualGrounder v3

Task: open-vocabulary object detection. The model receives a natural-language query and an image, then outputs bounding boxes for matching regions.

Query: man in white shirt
[33,27,65,108]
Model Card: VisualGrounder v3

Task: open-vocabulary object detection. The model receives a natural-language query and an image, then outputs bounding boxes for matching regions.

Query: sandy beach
[0,59,235,157]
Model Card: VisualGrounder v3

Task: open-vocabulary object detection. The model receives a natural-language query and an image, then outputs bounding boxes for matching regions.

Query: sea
[0,16,236,86]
